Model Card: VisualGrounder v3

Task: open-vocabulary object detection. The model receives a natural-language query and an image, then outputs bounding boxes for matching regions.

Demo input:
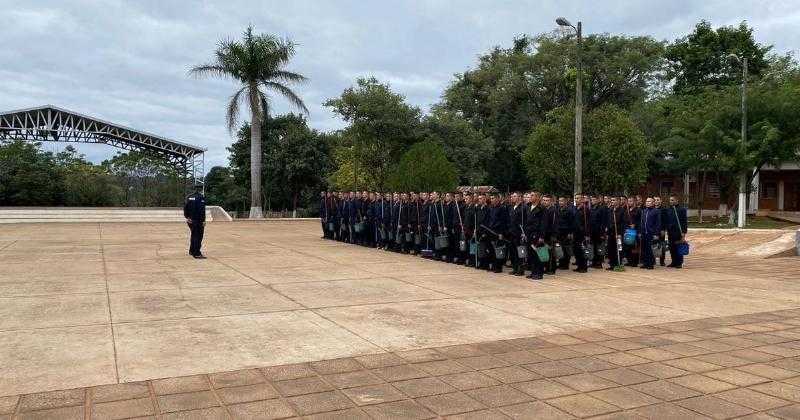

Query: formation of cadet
[319,190,688,279]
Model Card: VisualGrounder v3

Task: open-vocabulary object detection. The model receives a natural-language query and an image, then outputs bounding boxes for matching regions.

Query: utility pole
[728,54,748,228]
[556,17,583,196]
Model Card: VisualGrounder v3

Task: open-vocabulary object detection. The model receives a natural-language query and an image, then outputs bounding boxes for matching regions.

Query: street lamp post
[728,54,748,228]
[556,17,583,196]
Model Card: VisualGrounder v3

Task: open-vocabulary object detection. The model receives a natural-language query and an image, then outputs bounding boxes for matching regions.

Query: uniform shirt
[183,192,206,222]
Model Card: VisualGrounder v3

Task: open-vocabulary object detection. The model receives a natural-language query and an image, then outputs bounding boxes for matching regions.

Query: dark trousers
[590,234,604,267]
[527,243,544,276]
[545,235,557,273]
[659,234,667,265]
[607,235,622,267]
[624,238,639,266]
[668,232,685,267]
[557,233,571,269]
[509,237,523,273]
[188,221,204,256]
[641,234,655,267]
[573,240,588,270]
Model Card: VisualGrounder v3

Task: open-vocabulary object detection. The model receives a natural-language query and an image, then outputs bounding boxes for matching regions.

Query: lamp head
[726,53,740,63]
[556,17,572,27]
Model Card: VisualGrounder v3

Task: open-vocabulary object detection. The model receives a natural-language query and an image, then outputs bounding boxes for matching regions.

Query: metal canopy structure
[0,105,206,186]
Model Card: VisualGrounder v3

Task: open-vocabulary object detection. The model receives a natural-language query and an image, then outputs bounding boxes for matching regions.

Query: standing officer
[666,195,688,268]
[486,194,507,272]
[654,196,668,266]
[319,191,328,239]
[184,184,207,259]
[624,196,639,267]
[640,197,661,269]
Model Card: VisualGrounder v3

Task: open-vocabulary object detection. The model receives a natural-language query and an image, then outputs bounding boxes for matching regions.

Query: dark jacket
[183,192,206,222]
[665,205,688,237]
[524,204,544,240]
[463,203,476,234]
[574,206,591,237]
[487,204,507,237]
[590,205,607,237]
[606,207,628,237]
[542,205,558,237]
[508,203,526,240]
[640,207,662,236]
[557,206,574,234]
[474,204,489,239]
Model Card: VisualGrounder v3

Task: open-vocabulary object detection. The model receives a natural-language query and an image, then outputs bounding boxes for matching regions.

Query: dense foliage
[0,142,183,207]
[5,20,799,216]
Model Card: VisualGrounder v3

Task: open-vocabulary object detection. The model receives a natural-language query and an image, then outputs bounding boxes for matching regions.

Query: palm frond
[226,86,249,133]
[262,81,309,114]
[188,64,229,79]
[272,70,308,84]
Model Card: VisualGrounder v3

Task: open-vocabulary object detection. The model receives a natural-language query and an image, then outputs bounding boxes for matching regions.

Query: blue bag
[623,228,637,246]
[677,242,690,256]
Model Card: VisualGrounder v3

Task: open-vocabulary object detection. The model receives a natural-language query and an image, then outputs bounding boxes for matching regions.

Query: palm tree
[191,26,308,218]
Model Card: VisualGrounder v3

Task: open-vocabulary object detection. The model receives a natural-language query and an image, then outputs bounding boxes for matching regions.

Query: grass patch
[688,215,798,229]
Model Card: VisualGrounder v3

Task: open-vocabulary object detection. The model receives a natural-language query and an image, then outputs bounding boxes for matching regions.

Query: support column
[778,180,785,211]
[748,170,759,215]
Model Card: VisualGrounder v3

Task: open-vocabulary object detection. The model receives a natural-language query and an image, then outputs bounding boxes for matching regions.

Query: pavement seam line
[99,224,121,385]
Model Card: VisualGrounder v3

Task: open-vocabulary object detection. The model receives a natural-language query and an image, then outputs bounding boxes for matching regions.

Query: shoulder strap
[673,207,683,232]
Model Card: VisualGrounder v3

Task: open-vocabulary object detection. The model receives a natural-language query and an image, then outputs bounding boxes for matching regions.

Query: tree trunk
[249,86,264,219]
[292,191,298,219]
[698,170,706,224]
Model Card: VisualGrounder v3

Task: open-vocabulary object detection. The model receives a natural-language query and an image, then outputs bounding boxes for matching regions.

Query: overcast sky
[2,0,799,169]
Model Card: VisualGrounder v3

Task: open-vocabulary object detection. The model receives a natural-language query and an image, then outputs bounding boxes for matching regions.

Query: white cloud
[2,0,798,169]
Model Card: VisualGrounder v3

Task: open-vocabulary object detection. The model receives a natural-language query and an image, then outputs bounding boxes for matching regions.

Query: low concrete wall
[0,206,232,223]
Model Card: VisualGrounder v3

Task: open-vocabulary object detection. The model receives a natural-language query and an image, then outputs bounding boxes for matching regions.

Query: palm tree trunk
[249,87,264,219]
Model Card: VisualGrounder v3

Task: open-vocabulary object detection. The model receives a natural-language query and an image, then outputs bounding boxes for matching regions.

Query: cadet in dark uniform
[541,195,558,275]
[319,191,328,239]
[666,195,688,268]
[451,192,466,264]
[486,194,507,272]
[462,193,475,266]
[639,197,661,269]
[508,192,526,276]
[474,194,490,270]
[655,196,668,266]
[624,196,639,267]
[606,196,628,269]
[525,192,545,279]
[556,197,574,270]
[589,195,607,268]
[573,195,591,273]
[184,185,206,259]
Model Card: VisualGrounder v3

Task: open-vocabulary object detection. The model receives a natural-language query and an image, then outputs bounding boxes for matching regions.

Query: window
[761,181,777,199]
[707,182,720,199]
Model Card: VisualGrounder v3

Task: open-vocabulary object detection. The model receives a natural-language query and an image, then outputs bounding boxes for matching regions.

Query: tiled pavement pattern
[2,309,800,419]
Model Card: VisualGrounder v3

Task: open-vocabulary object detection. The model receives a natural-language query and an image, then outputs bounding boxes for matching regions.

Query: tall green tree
[191,26,308,218]
[666,20,771,93]
[388,140,458,192]
[325,77,422,191]
[524,104,649,194]
[440,34,664,189]
[0,141,62,205]
[422,106,493,186]
[228,114,332,211]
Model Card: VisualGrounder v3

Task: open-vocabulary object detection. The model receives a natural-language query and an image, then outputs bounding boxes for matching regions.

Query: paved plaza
[0,221,798,419]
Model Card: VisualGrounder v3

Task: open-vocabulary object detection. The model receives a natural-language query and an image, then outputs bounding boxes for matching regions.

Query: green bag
[535,245,550,263]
